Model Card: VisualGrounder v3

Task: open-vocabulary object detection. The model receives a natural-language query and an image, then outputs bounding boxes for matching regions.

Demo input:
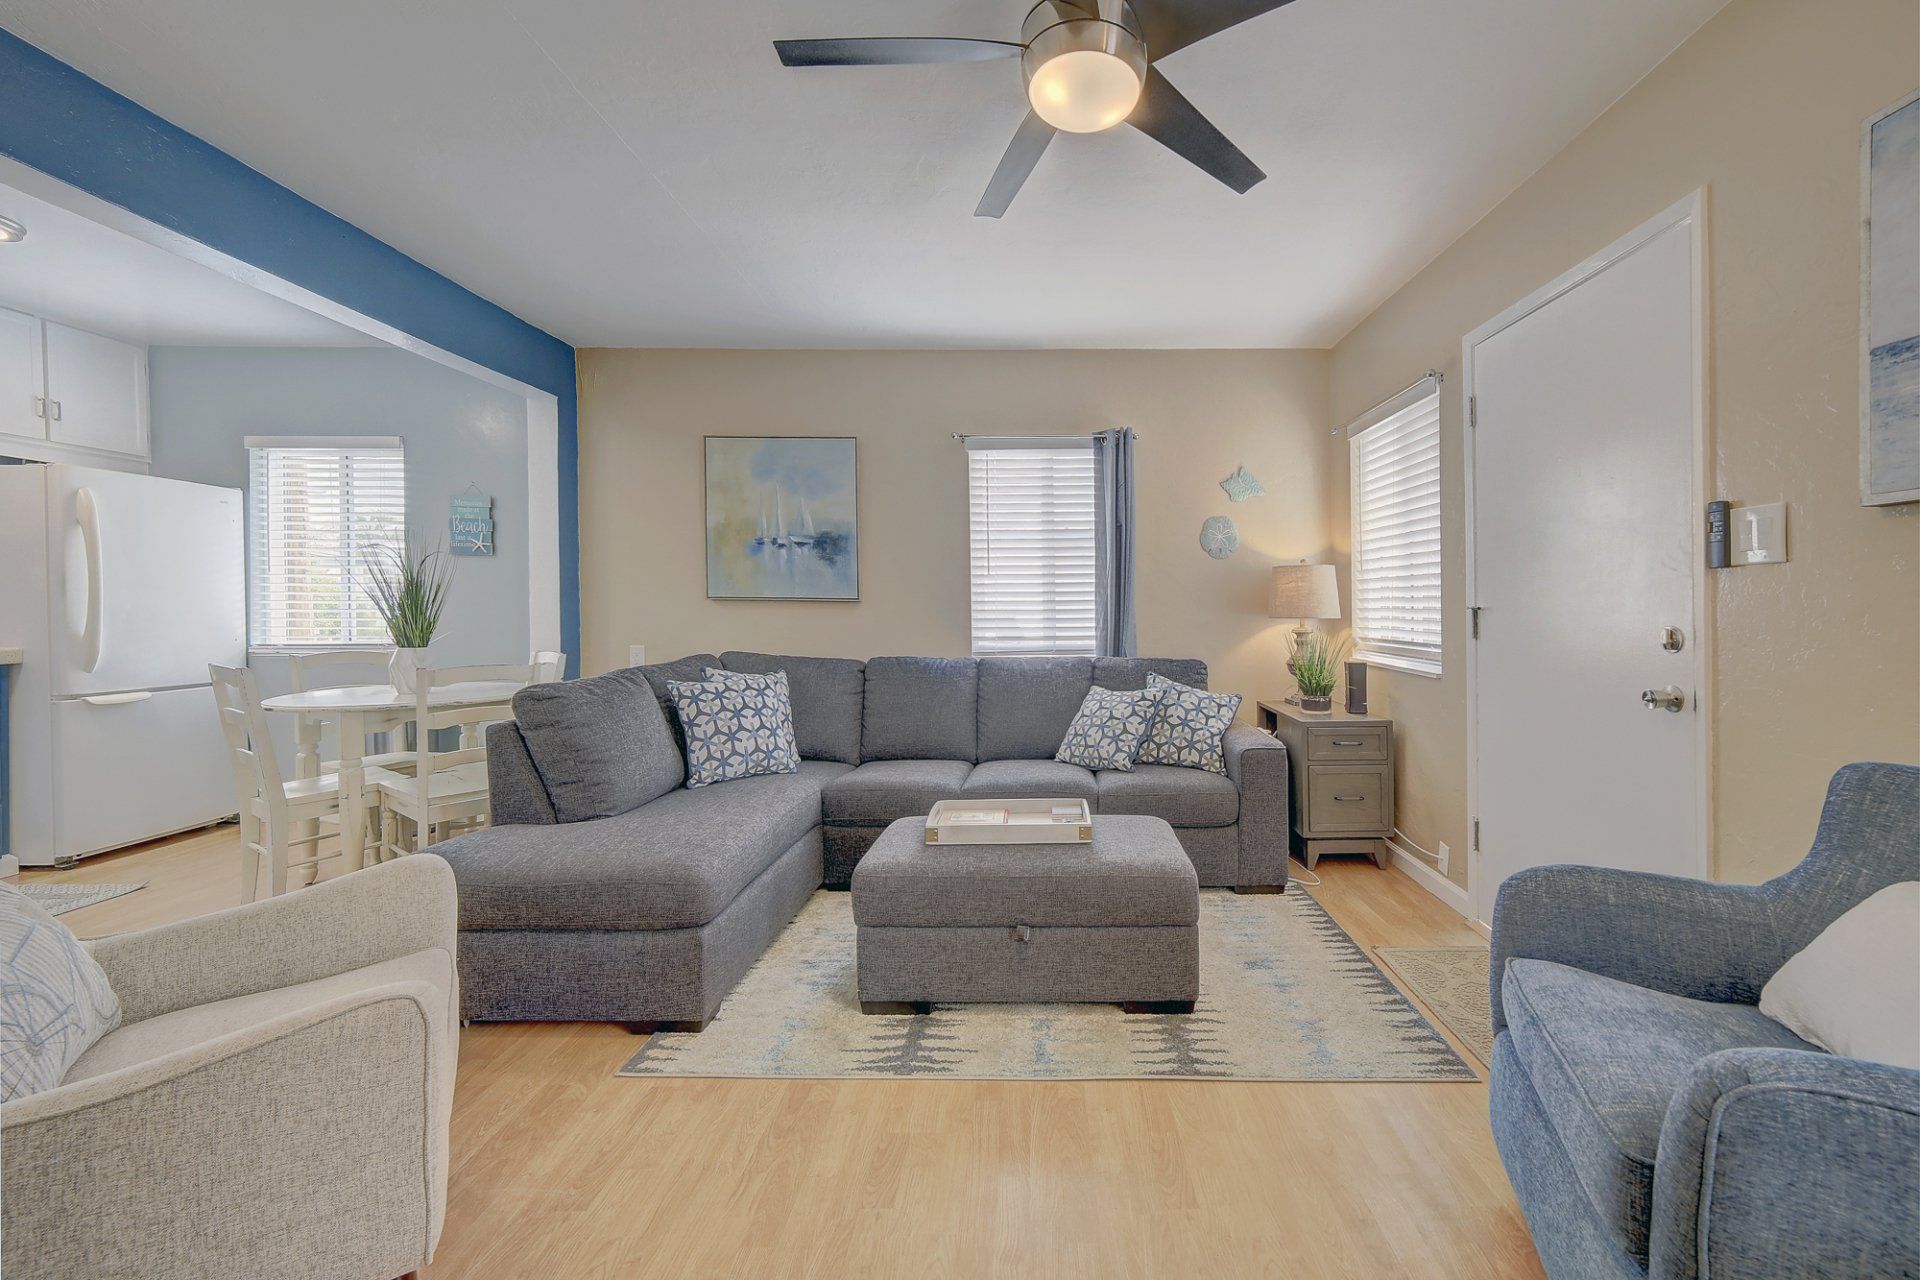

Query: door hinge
[1472,820,1481,853]
[1468,395,1477,429]
[1469,606,1482,639]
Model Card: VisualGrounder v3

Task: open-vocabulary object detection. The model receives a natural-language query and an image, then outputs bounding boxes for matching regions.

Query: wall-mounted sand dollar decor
[1220,465,1266,502]
[1200,515,1239,559]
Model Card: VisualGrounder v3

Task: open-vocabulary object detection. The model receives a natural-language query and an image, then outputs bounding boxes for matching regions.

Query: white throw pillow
[0,882,122,1100]
[1759,881,1920,1070]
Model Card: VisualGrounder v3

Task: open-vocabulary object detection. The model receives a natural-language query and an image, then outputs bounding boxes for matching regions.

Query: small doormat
[18,882,149,917]
[1374,946,1494,1063]
[620,890,1476,1082]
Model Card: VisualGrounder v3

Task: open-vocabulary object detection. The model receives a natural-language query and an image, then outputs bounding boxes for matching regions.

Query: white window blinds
[967,439,1098,656]
[246,439,406,648]
[1349,385,1443,676]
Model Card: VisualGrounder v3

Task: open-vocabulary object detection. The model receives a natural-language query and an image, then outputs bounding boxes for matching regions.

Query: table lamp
[1269,563,1341,670]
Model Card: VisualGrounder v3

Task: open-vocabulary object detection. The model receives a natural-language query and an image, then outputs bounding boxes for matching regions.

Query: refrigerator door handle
[76,487,103,673]
[79,691,153,706]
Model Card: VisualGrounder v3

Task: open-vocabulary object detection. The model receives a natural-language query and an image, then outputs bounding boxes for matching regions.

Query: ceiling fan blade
[774,37,1022,67]
[1136,0,1298,59]
[1126,67,1265,194]
[975,112,1058,218]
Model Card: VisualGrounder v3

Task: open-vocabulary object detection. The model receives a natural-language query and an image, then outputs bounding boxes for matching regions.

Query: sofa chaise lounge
[433,653,1290,1026]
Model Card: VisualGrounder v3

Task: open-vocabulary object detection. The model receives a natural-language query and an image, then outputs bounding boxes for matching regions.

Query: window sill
[248,644,393,658]
[1354,650,1442,680]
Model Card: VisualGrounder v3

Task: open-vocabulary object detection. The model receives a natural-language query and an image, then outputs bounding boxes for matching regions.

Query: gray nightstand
[1255,701,1395,870]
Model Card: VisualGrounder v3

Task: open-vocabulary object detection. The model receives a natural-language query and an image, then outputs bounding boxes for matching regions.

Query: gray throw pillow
[1138,672,1242,774]
[1055,686,1161,771]
[511,667,684,822]
[668,671,801,787]
[0,882,121,1100]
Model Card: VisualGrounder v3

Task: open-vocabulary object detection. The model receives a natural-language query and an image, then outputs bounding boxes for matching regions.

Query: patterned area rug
[1374,946,1494,1063]
[17,882,148,918]
[620,890,1476,1082]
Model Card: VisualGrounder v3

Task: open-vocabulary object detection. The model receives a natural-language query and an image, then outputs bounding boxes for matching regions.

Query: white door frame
[1462,190,1713,925]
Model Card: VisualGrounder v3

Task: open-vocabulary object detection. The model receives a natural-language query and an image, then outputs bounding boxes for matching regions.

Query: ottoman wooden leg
[860,1000,933,1015]
[1121,1001,1196,1015]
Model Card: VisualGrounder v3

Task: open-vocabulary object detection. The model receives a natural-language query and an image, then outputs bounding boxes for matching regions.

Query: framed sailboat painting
[705,436,859,599]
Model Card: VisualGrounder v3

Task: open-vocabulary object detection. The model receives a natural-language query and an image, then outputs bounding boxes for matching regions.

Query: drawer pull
[1333,794,1365,802]
[1332,739,1363,746]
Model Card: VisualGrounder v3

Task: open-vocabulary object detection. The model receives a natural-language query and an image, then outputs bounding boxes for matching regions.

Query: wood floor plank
[20,830,1543,1279]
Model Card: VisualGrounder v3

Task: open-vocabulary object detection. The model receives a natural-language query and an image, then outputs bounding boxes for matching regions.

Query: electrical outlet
[628,644,646,668]
[1436,842,1451,878]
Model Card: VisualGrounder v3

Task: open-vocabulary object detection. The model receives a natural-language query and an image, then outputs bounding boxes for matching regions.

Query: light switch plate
[628,644,646,667]
[1729,501,1788,566]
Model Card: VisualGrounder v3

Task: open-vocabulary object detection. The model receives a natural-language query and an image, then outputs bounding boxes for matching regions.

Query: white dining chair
[287,648,418,777]
[209,665,397,900]
[531,650,568,684]
[373,664,523,859]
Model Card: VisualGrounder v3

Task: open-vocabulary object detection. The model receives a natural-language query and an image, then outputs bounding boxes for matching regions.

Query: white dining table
[260,680,525,873]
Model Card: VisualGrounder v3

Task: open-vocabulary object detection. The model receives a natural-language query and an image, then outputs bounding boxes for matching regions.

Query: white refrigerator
[0,462,245,866]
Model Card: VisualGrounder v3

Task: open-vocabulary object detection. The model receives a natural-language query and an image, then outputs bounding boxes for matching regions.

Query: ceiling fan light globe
[1026,50,1142,132]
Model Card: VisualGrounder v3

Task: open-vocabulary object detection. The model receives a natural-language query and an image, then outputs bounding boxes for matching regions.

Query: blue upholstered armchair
[1488,762,1920,1280]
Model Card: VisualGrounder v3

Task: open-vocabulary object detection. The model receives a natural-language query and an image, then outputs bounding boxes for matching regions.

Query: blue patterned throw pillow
[667,670,801,787]
[1138,672,1242,774]
[0,882,121,1101]
[1055,686,1161,771]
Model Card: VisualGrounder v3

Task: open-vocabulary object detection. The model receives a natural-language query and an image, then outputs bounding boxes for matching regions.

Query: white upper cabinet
[41,321,148,459]
[0,306,47,443]
[0,311,149,468]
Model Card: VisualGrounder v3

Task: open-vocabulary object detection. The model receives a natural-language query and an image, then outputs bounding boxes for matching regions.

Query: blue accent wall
[0,27,580,674]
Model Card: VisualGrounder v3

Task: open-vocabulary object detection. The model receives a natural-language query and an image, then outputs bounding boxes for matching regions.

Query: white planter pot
[389,647,429,694]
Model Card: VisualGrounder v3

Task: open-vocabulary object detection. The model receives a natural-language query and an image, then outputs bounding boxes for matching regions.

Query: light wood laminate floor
[26,826,1545,1280]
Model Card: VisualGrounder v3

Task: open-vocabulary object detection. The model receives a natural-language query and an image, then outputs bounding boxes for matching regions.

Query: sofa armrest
[85,854,457,1025]
[2,983,450,1279]
[1648,1048,1920,1280]
[1489,865,1781,1034]
[486,720,558,825]
[1225,723,1290,889]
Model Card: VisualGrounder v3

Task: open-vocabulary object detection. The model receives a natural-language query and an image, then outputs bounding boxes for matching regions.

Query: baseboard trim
[1385,837,1472,920]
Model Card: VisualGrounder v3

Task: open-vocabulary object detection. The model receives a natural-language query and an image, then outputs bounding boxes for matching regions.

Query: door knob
[1641,686,1685,712]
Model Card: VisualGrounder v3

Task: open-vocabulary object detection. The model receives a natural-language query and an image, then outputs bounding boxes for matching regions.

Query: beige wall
[578,349,1330,713]
[1326,0,1920,888]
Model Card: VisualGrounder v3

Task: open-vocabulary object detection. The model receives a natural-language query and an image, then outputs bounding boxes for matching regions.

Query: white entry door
[1466,195,1708,923]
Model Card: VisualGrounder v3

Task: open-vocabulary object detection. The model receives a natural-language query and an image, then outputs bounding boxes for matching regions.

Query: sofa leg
[860,1000,932,1015]
[1232,884,1286,894]
[623,1019,708,1035]
[1121,1001,1196,1015]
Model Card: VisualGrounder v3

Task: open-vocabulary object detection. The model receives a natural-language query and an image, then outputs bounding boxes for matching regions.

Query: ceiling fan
[775,1,1297,217]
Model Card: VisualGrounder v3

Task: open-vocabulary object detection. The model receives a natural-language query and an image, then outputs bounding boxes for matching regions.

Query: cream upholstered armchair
[1,855,459,1280]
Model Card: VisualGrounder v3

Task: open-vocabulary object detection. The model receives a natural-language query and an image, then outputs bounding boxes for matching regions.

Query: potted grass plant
[363,537,454,694]
[1288,630,1347,715]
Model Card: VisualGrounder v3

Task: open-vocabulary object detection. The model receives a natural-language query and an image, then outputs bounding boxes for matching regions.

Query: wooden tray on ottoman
[924,798,1093,845]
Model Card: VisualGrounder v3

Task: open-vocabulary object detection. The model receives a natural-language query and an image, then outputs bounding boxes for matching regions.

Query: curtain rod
[1336,369,1443,436]
[950,430,1142,442]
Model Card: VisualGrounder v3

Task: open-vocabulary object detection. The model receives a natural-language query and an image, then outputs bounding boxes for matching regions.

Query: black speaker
[1345,661,1368,715]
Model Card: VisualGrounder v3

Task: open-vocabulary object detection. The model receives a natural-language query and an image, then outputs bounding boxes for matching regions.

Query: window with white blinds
[246,438,406,648]
[1349,387,1443,676]
[967,439,1098,656]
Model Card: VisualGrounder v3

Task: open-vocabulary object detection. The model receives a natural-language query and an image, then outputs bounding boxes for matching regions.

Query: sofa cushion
[438,761,850,931]
[64,948,452,1085]
[975,656,1094,761]
[636,653,722,755]
[1138,672,1241,774]
[1501,958,1816,1266]
[821,758,972,824]
[722,651,865,764]
[1096,764,1239,827]
[511,667,684,822]
[668,671,801,787]
[861,657,978,761]
[1055,685,1160,771]
[961,759,1098,801]
[1092,657,1208,692]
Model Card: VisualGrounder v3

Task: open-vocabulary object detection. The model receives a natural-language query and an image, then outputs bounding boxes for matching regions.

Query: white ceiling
[2,0,1728,349]
[0,181,380,347]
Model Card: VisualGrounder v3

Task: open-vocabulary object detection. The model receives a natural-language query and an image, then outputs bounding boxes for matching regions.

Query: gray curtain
[1093,427,1137,658]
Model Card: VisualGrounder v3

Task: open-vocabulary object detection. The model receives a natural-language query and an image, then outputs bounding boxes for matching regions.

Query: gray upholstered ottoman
[851,814,1200,1013]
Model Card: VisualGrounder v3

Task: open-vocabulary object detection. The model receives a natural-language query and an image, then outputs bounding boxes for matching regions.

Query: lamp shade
[1269,563,1341,621]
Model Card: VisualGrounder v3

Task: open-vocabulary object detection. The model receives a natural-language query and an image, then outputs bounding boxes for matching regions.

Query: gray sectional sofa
[433,653,1290,1026]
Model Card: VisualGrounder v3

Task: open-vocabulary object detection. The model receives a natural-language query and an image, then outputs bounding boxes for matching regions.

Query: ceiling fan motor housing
[1021,0,1148,133]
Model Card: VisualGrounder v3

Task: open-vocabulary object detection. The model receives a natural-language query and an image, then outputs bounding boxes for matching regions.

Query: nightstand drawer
[1306,766,1391,833]
[1306,725,1389,762]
